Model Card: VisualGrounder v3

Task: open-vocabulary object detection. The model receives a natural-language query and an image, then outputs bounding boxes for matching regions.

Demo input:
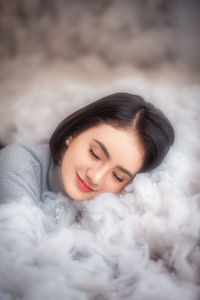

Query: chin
[66,187,93,201]
[70,194,93,201]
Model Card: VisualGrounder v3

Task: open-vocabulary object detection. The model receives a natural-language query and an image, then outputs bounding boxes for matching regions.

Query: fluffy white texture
[0,66,200,299]
[0,176,200,300]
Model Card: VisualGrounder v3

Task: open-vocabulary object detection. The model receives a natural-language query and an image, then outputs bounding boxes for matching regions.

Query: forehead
[76,123,144,174]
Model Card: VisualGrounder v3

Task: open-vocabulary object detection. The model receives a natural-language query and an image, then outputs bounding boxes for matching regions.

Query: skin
[60,123,144,201]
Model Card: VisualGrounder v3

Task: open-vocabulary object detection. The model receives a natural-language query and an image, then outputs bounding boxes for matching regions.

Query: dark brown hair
[49,92,175,173]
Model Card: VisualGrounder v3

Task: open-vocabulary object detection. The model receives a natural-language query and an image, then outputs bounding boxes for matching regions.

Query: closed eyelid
[114,171,125,179]
[113,171,124,179]
[116,166,133,179]
[112,171,124,182]
[113,170,129,181]
[89,147,101,160]
[93,139,110,160]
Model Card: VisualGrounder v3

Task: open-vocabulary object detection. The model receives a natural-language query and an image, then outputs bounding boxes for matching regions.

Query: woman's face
[61,123,144,201]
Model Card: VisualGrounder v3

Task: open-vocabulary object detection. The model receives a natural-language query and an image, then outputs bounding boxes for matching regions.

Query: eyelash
[112,171,124,182]
[89,148,101,160]
[89,147,124,183]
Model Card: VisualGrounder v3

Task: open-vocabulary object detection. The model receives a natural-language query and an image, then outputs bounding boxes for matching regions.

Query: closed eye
[89,148,101,160]
[112,171,124,182]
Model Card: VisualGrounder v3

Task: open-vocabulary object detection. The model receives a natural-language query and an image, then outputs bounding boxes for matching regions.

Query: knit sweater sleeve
[0,143,42,205]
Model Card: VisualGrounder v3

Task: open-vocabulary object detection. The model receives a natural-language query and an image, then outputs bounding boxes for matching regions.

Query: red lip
[76,173,94,193]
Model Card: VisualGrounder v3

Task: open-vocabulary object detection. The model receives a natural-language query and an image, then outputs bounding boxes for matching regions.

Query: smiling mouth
[76,173,94,193]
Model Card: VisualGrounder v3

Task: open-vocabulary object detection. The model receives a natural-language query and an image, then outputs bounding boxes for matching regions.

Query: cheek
[102,178,124,194]
[63,146,92,170]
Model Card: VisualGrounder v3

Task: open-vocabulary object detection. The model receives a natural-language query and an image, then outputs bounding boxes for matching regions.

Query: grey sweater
[0,142,66,205]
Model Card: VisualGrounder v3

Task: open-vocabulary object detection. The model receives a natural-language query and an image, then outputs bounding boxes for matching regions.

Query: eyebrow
[93,139,134,178]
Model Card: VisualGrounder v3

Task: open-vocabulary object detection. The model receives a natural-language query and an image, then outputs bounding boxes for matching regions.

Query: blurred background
[1,0,200,70]
[0,0,199,144]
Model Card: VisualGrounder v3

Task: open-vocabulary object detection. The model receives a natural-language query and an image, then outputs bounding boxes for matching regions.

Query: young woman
[0,92,174,204]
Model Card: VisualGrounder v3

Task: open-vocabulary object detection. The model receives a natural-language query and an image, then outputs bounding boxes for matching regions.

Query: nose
[86,165,109,186]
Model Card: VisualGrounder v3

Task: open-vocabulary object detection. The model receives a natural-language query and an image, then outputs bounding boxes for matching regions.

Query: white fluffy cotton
[0,168,200,300]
